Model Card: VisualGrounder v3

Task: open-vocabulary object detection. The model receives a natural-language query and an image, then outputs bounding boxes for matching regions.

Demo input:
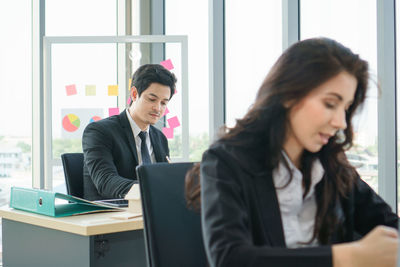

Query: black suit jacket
[200,142,398,267]
[82,110,169,200]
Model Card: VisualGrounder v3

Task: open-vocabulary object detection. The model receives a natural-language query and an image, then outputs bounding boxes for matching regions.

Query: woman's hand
[333,225,398,267]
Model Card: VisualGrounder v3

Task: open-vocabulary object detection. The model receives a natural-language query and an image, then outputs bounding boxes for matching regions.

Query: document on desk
[103,184,143,220]
[111,212,142,220]
[10,187,123,217]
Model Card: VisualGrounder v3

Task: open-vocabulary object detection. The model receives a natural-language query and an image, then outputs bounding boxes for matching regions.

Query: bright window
[165,0,209,161]
[301,0,378,191]
[0,1,32,263]
[225,0,283,128]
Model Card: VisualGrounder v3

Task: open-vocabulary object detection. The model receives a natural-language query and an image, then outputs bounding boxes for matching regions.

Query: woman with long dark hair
[185,38,398,267]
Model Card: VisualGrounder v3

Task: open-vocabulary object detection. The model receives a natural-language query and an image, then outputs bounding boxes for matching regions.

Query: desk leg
[2,219,146,267]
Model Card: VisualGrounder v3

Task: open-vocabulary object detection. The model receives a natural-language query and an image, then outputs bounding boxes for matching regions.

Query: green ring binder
[10,187,122,217]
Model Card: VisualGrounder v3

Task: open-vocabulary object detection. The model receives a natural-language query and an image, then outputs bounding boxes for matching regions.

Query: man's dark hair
[130,64,177,105]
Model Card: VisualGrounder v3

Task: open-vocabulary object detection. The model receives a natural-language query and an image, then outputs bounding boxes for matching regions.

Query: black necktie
[138,131,152,165]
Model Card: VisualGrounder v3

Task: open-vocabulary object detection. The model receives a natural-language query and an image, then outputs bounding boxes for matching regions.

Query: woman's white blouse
[272,153,324,248]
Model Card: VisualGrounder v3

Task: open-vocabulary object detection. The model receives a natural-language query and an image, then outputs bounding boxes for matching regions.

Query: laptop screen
[93,199,128,208]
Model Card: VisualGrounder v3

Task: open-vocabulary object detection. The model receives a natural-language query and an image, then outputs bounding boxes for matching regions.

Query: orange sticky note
[108,85,119,96]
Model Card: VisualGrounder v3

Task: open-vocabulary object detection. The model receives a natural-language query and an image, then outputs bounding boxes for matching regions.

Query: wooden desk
[0,207,146,267]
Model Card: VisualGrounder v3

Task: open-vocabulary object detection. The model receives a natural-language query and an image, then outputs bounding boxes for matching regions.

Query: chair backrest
[61,153,84,198]
[137,162,207,267]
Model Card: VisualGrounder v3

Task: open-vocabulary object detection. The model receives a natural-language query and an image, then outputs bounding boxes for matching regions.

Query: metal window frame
[209,0,225,141]
[32,0,45,189]
[282,0,300,50]
[377,0,397,211]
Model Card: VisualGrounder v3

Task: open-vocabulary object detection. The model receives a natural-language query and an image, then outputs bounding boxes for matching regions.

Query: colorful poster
[62,114,80,132]
[61,108,103,139]
[90,116,102,123]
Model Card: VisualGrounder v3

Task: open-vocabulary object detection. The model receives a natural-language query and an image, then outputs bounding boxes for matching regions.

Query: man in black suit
[82,64,177,200]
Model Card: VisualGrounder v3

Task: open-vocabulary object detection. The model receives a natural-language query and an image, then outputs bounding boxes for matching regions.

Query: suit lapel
[253,170,286,247]
[119,110,139,164]
[219,144,286,247]
[220,144,285,246]
[149,126,164,162]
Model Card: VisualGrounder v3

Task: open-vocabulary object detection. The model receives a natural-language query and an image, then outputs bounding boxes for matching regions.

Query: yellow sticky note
[85,85,96,96]
[128,79,132,90]
[108,85,119,96]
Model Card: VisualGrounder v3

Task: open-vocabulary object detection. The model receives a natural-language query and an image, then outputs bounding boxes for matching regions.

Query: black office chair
[137,162,207,267]
[61,153,84,198]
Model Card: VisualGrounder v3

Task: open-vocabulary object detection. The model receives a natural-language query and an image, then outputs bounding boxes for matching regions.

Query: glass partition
[44,36,189,190]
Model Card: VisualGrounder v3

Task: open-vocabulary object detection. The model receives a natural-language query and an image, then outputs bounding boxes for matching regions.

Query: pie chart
[90,116,102,123]
[62,114,80,132]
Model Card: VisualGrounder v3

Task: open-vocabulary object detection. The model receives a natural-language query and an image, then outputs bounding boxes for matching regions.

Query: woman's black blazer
[200,142,398,267]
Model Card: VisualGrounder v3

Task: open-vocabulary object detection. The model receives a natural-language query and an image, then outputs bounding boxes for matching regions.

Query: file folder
[10,187,122,217]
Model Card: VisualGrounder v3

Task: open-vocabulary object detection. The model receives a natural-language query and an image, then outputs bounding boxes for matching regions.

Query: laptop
[93,198,128,208]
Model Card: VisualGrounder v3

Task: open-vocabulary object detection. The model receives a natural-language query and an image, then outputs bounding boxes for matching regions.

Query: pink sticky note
[127,96,132,105]
[160,59,174,70]
[66,84,77,96]
[164,107,170,116]
[174,89,178,95]
[108,107,120,117]
[162,127,174,139]
[167,116,180,128]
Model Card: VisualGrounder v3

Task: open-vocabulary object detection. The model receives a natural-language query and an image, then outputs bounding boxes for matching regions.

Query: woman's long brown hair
[185,38,369,245]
